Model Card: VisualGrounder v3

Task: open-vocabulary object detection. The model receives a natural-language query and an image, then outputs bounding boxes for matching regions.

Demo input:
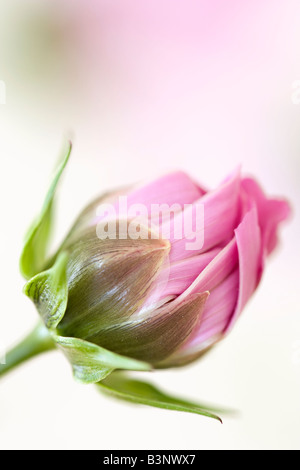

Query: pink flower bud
[56,169,290,367]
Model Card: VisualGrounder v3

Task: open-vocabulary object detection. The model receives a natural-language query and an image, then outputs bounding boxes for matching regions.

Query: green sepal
[20,142,72,280]
[53,335,152,384]
[23,251,69,329]
[98,373,223,422]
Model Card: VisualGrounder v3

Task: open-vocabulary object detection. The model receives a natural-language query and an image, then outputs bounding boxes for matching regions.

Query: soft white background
[0,0,299,450]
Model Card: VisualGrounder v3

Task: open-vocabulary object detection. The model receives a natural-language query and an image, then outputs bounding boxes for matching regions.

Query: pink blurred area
[1,0,300,190]
[54,0,300,184]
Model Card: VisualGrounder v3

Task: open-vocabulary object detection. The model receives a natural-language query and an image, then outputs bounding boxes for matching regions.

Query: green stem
[0,322,55,378]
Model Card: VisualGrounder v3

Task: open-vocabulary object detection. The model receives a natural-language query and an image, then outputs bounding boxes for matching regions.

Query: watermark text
[95,197,205,251]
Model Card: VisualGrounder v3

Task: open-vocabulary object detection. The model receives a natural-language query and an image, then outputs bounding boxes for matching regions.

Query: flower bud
[22,149,290,383]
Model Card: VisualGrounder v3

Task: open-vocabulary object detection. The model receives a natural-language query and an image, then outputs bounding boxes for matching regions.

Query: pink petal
[156,248,221,300]
[93,171,205,228]
[225,206,262,332]
[179,237,238,300]
[241,177,291,255]
[165,236,239,356]
[126,170,204,210]
[165,168,241,262]
[182,269,239,351]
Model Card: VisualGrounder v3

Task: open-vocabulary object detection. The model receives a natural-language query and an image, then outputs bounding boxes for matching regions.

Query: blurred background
[0,0,299,450]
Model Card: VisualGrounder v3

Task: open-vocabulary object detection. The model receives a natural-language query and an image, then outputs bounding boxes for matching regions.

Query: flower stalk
[0,322,55,378]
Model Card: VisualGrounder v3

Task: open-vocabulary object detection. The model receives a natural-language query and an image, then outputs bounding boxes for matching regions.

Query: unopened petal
[178,237,238,299]
[163,269,239,366]
[225,206,262,332]
[91,171,204,228]
[241,177,291,255]
[166,168,241,262]
[155,248,221,300]
[126,171,205,207]
[184,269,239,349]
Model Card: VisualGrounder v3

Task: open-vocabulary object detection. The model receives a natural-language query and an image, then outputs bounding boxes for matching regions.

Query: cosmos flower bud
[0,144,291,420]
[25,163,289,375]
[10,144,289,406]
